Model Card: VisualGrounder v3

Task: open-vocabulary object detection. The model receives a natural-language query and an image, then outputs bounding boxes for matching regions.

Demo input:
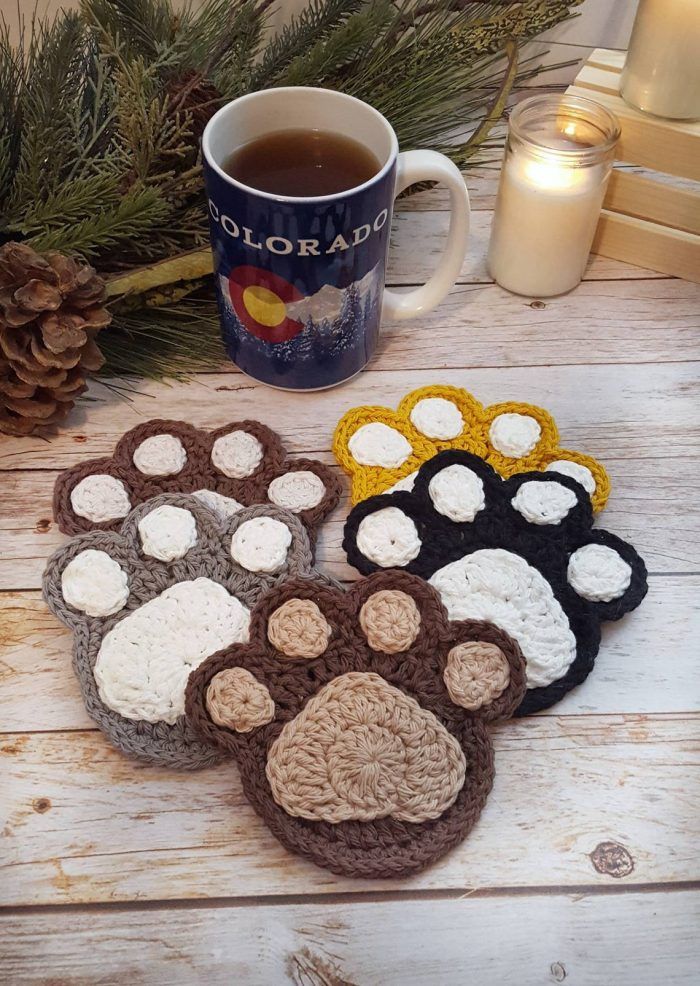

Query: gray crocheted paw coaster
[43,493,328,769]
[52,418,341,541]
[343,450,648,716]
[185,570,526,879]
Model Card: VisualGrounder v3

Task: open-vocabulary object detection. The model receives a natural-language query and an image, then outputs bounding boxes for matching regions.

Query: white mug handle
[382,149,470,321]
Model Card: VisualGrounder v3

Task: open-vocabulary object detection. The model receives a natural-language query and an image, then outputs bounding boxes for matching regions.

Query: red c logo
[228,266,305,343]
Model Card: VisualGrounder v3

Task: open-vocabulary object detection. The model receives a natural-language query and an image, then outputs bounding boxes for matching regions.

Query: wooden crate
[566,49,700,282]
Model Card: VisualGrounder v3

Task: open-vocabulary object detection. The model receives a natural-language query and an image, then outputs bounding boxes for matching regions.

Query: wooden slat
[574,62,627,97]
[593,211,700,284]
[604,171,700,236]
[2,892,698,985]
[587,48,626,73]
[1,575,696,734]
[566,83,700,182]
[396,172,501,212]
[1,714,698,906]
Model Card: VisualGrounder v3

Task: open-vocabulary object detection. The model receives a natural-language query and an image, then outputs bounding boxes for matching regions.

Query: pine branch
[100,291,225,379]
[27,187,170,257]
[81,0,178,61]
[5,173,123,235]
[251,0,365,87]
[281,2,395,87]
[8,13,89,206]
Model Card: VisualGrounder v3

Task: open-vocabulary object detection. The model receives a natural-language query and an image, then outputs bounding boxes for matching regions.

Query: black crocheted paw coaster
[185,570,526,879]
[52,418,341,543]
[343,450,648,716]
[43,493,330,769]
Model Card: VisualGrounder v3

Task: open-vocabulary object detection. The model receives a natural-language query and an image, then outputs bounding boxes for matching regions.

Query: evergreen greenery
[0,0,581,381]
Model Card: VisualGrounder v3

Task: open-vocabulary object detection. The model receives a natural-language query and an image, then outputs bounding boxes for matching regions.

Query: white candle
[487,95,619,298]
[621,0,700,120]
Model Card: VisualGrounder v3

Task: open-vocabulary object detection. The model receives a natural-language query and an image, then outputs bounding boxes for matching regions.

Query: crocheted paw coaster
[342,450,647,716]
[53,418,341,540]
[333,385,610,511]
[43,493,328,769]
[185,570,526,879]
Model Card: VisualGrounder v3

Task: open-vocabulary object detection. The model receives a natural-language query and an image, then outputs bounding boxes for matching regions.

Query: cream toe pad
[70,474,131,523]
[133,434,187,475]
[61,549,130,617]
[211,431,264,478]
[231,516,293,573]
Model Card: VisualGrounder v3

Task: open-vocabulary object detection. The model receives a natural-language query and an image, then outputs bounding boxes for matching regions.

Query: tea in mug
[222,128,380,197]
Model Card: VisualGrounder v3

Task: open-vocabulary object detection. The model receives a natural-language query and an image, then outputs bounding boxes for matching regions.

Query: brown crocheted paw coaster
[343,450,648,717]
[52,418,341,542]
[185,570,526,878]
[42,493,329,769]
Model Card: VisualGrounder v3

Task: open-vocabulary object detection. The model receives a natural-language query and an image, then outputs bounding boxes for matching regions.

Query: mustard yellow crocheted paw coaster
[185,570,526,879]
[333,385,610,511]
[53,418,341,543]
[42,493,331,769]
[343,450,648,717]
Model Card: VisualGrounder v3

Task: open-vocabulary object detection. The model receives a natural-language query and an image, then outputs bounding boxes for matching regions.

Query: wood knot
[32,797,51,813]
[35,518,51,533]
[550,961,567,982]
[590,840,634,878]
[73,434,87,443]
[529,300,546,309]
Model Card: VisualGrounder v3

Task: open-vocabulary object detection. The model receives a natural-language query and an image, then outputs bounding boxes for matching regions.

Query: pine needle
[99,293,226,379]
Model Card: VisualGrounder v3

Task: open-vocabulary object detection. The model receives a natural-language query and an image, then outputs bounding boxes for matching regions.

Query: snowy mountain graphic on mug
[219,263,381,343]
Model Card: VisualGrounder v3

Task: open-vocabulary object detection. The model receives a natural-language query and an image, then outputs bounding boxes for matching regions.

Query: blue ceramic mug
[202,87,470,390]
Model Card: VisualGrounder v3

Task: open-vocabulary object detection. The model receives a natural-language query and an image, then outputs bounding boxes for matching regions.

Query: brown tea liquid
[222,129,381,197]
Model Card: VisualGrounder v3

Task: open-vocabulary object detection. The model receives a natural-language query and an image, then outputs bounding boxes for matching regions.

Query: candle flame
[522,156,583,190]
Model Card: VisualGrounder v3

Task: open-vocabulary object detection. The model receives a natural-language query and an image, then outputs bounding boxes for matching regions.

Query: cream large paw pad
[333,385,610,511]
[185,570,526,878]
[42,494,323,768]
[343,450,647,716]
[53,418,341,543]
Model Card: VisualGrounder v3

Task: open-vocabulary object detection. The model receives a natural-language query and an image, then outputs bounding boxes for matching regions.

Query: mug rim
[201,86,399,205]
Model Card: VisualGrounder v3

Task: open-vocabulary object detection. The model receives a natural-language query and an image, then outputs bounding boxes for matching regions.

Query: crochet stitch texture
[333,385,610,510]
[185,570,526,878]
[43,493,332,768]
[53,417,341,540]
[343,450,647,716]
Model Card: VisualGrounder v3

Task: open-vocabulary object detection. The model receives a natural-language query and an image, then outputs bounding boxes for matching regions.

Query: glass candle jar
[487,94,620,298]
[621,0,700,120]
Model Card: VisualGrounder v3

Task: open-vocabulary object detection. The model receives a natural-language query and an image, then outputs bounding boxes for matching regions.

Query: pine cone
[0,242,111,436]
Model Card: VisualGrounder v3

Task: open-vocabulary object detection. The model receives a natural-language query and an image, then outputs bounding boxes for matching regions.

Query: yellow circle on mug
[242,285,287,327]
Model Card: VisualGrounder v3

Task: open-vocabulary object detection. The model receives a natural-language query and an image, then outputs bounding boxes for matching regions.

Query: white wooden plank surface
[2,713,698,906]
[1,575,697,734]
[2,349,700,473]
[1,891,697,986]
[2,360,698,587]
[1,116,698,978]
